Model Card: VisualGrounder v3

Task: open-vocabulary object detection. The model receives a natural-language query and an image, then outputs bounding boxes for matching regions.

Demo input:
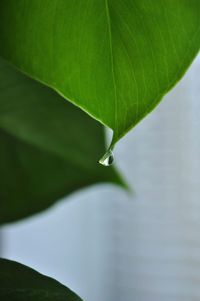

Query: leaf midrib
[105,0,118,140]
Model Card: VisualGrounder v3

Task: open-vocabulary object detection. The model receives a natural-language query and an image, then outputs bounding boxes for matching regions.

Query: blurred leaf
[0,1,199,155]
[0,258,83,301]
[0,58,123,224]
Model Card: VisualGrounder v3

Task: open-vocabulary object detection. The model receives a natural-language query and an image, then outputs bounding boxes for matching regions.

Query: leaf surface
[0,258,83,301]
[0,58,122,224]
[0,0,199,153]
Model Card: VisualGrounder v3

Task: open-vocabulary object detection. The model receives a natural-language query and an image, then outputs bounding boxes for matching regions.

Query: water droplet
[99,149,114,166]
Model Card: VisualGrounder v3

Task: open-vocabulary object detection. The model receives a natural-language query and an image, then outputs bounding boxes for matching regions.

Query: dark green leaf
[0,0,199,156]
[0,58,122,224]
[0,258,83,301]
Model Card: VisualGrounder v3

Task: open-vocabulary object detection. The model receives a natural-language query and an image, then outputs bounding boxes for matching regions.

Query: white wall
[2,54,200,301]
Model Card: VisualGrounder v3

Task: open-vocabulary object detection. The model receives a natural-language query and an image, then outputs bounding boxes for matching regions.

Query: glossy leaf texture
[0,58,122,224]
[0,0,199,154]
[0,258,83,301]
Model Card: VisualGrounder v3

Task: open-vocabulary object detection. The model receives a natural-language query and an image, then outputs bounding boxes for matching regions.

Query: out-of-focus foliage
[0,58,122,224]
[0,258,83,301]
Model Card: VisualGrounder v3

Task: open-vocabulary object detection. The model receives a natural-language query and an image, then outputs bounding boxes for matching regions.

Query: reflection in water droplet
[99,149,114,166]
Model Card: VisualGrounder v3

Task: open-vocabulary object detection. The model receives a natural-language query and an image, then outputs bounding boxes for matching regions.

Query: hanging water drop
[99,149,114,166]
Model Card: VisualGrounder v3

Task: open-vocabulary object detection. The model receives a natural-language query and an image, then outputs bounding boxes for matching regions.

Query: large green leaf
[0,1,199,157]
[0,258,83,301]
[0,58,122,224]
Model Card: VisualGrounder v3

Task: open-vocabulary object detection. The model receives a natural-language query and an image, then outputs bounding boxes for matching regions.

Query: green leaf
[0,1,199,156]
[0,58,122,224]
[0,258,83,301]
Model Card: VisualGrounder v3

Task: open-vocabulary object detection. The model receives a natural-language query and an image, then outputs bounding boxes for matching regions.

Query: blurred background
[0,53,200,301]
